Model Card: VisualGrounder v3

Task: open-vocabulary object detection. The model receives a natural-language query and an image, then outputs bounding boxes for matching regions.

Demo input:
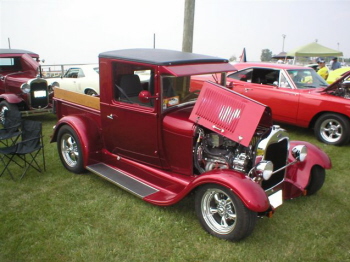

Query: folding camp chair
[0,110,22,147]
[0,120,45,180]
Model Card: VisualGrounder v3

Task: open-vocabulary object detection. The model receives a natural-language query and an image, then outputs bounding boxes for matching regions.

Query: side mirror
[138,90,158,104]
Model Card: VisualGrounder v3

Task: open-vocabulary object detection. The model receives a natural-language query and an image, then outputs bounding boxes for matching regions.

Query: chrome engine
[329,82,350,99]
[193,126,269,174]
[193,125,301,190]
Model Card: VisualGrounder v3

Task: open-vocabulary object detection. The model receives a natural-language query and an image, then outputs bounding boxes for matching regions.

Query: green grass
[1,115,350,261]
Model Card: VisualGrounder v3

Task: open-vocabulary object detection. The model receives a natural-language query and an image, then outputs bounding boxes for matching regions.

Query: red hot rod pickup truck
[51,49,331,241]
[0,49,52,122]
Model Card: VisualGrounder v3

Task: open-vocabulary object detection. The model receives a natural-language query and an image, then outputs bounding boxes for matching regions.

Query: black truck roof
[99,48,229,66]
[0,49,39,57]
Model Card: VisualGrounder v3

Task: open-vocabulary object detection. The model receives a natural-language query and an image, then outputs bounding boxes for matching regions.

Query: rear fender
[51,115,103,167]
[191,169,270,212]
[286,140,331,190]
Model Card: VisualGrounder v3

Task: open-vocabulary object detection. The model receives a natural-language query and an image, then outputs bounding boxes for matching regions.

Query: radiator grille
[262,139,288,190]
[30,81,49,108]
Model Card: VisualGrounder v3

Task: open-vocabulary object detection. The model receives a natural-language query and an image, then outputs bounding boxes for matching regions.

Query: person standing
[331,57,341,70]
[316,58,329,80]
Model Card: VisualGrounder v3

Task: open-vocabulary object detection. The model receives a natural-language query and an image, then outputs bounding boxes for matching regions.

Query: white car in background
[47,64,99,96]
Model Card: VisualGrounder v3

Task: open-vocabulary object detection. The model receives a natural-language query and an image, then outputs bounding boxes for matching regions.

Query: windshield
[287,69,328,89]
[161,74,210,111]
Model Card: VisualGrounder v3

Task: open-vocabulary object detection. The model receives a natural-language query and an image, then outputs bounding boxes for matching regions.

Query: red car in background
[0,49,52,122]
[195,63,350,146]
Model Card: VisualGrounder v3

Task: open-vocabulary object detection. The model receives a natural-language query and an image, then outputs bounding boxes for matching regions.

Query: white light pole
[282,34,286,52]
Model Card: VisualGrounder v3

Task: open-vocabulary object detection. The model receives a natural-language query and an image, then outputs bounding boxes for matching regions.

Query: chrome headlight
[256,160,274,180]
[21,83,30,93]
[292,145,307,162]
[51,82,60,89]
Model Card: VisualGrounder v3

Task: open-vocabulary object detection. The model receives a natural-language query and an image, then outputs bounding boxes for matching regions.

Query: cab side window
[112,62,154,107]
[251,69,279,85]
[65,68,79,78]
[0,57,22,71]
[77,68,85,78]
[228,69,253,82]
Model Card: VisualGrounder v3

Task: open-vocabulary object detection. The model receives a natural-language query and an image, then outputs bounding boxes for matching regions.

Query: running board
[86,163,159,198]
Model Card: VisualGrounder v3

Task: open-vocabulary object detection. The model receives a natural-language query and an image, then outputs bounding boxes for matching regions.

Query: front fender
[51,115,102,167]
[290,141,331,169]
[286,140,332,191]
[190,169,270,212]
[0,94,23,104]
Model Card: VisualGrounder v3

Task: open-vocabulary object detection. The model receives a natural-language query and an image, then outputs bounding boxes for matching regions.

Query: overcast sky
[0,0,348,64]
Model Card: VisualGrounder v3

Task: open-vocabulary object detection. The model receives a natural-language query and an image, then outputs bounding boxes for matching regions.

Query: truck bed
[54,88,100,110]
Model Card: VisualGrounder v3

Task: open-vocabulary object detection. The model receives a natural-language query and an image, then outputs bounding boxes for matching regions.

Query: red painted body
[51,49,331,215]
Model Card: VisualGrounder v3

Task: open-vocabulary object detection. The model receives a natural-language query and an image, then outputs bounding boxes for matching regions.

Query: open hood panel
[189,81,267,147]
[322,71,350,93]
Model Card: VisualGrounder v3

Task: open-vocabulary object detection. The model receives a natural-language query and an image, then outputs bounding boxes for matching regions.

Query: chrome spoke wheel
[57,125,85,173]
[195,184,257,241]
[0,101,18,125]
[0,106,8,124]
[61,134,79,167]
[315,113,350,146]
[319,119,342,143]
[201,188,237,234]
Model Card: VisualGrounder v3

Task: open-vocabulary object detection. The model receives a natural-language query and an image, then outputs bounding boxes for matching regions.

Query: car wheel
[195,184,257,241]
[306,165,325,196]
[86,89,98,96]
[314,113,350,146]
[0,101,19,125]
[57,125,85,174]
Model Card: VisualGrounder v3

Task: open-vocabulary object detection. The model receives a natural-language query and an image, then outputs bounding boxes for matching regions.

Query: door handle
[107,114,117,119]
[244,88,253,92]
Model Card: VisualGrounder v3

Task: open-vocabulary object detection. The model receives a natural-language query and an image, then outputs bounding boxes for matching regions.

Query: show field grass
[0,114,349,261]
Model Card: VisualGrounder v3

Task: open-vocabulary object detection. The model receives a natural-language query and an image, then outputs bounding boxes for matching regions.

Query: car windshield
[161,74,210,111]
[287,69,328,89]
